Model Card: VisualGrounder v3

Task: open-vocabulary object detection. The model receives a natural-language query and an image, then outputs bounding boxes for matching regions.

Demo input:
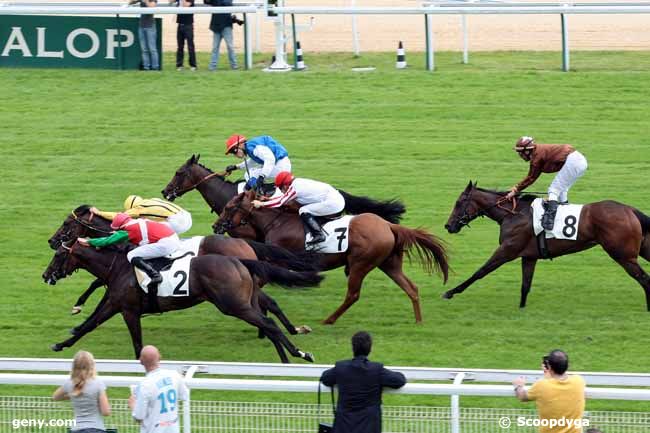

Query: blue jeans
[138,25,159,70]
[209,27,237,70]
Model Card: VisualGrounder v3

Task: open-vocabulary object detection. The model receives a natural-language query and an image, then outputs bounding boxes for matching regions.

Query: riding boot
[541,200,559,231]
[300,213,326,244]
[131,257,162,284]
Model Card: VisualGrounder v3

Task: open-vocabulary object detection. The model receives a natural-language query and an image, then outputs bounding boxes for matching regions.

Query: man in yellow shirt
[90,195,192,234]
[513,350,586,433]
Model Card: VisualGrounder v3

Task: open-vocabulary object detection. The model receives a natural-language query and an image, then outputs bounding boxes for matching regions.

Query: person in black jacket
[205,0,239,70]
[174,0,197,70]
[320,331,406,433]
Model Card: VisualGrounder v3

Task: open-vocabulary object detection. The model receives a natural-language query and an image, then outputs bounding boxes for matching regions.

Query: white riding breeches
[244,157,292,180]
[166,210,192,234]
[126,234,181,262]
[548,151,588,203]
[299,191,346,216]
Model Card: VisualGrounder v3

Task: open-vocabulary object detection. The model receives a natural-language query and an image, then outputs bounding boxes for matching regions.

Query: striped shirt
[95,198,184,221]
[258,178,336,209]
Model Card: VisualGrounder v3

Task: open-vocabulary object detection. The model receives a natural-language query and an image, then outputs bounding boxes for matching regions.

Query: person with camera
[319,331,406,433]
[206,0,242,70]
[513,349,586,433]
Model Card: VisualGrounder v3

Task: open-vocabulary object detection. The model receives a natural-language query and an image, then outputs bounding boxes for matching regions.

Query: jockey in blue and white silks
[224,134,292,191]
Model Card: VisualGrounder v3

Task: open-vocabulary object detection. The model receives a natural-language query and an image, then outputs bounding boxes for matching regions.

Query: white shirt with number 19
[132,368,189,433]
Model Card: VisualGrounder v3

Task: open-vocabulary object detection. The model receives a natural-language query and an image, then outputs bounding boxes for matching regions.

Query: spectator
[52,350,111,433]
[205,0,239,70]
[174,0,196,71]
[129,0,159,71]
[128,345,188,433]
[513,349,586,433]
[320,331,406,433]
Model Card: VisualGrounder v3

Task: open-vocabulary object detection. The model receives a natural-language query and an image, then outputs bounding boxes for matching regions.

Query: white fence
[1,358,650,432]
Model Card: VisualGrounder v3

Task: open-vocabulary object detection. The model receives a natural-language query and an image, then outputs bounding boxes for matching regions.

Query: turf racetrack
[2,52,650,408]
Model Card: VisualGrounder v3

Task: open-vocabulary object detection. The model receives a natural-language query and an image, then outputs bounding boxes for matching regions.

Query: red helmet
[514,136,536,152]
[110,213,132,230]
[274,171,294,188]
[225,134,247,154]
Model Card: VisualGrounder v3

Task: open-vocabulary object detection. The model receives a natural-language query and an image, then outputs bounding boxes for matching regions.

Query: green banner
[0,15,162,69]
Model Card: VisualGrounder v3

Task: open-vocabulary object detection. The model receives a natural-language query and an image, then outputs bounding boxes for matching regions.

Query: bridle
[219,195,284,234]
[455,188,520,228]
[70,210,113,235]
[168,168,227,199]
[61,240,118,280]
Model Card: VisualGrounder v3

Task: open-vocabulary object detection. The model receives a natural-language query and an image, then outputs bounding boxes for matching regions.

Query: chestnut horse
[213,191,450,324]
[444,181,650,309]
[48,205,315,336]
[43,241,323,362]
[161,154,407,238]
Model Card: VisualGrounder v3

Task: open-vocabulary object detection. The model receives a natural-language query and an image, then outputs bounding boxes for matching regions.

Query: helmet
[111,213,132,230]
[514,136,536,152]
[225,134,247,155]
[123,195,143,210]
[274,171,294,188]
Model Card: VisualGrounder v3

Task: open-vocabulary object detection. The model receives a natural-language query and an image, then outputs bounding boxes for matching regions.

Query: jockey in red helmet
[224,134,292,193]
[252,171,345,245]
[506,136,588,230]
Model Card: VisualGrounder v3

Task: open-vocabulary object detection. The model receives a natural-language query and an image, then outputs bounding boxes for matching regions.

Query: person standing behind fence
[128,345,188,433]
[206,0,239,70]
[52,350,111,433]
[513,349,586,433]
[129,0,159,71]
[174,0,196,71]
[320,331,406,433]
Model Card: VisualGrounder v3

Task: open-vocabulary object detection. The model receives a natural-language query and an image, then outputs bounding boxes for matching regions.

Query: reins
[173,170,228,197]
[71,210,113,235]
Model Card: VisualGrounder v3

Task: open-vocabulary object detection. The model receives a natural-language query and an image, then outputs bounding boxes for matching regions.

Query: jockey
[90,195,192,234]
[505,136,588,230]
[78,213,181,284]
[223,134,292,192]
[252,171,345,245]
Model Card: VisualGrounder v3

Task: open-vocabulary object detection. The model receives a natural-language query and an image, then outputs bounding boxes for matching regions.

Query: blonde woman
[53,350,111,433]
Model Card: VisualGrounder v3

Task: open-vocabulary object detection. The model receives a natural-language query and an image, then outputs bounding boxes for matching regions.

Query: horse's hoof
[441,291,454,299]
[296,325,312,334]
[51,344,63,352]
[71,306,82,315]
[303,352,315,363]
[322,319,335,325]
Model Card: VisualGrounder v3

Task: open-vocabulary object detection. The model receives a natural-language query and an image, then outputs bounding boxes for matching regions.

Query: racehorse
[161,155,407,236]
[443,181,650,309]
[213,191,450,324]
[48,205,316,336]
[43,241,324,363]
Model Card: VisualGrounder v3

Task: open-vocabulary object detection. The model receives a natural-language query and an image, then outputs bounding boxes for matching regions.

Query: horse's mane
[474,187,539,204]
[73,204,91,214]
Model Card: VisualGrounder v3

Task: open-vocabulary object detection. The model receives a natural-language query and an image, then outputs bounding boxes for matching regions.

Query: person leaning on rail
[90,195,192,235]
[513,349,586,433]
[53,350,111,433]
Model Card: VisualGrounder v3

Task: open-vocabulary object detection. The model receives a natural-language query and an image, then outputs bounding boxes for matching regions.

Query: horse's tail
[245,240,318,272]
[389,225,449,283]
[339,189,406,224]
[633,209,650,235]
[240,259,324,289]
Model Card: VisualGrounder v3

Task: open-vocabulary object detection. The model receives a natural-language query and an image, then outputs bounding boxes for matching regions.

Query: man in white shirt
[253,171,345,245]
[128,345,189,433]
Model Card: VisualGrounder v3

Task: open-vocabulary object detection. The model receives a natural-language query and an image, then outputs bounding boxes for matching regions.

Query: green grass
[1,51,650,411]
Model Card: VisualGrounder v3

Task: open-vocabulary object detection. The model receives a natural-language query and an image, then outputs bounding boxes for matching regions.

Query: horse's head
[213,191,256,234]
[48,205,111,249]
[162,154,203,201]
[445,181,481,234]
[42,241,81,285]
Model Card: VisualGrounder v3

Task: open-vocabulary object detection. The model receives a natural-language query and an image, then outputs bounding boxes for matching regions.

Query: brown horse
[213,191,449,324]
[47,205,315,336]
[161,154,406,238]
[43,241,324,362]
[443,181,650,309]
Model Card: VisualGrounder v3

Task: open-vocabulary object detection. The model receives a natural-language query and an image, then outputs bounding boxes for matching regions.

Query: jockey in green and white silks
[224,134,292,191]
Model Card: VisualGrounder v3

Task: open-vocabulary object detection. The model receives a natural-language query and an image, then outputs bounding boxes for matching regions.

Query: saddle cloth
[531,198,583,240]
[135,236,203,296]
[306,215,354,253]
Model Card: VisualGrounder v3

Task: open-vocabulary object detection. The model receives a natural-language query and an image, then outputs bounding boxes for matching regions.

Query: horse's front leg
[72,278,105,314]
[442,244,520,299]
[52,299,119,352]
[71,291,109,335]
